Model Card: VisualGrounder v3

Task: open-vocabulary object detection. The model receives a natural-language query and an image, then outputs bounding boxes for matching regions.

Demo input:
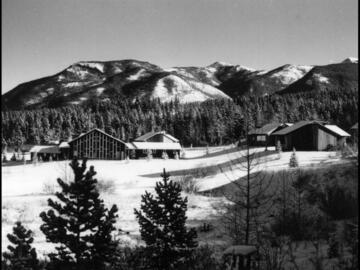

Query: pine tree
[289,148,299,168]
[2,221,39,270]
[134,169,198,270]
[39,158,119,270]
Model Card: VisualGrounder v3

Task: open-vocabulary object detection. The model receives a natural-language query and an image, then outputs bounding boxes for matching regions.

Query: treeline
[1,89,358,147]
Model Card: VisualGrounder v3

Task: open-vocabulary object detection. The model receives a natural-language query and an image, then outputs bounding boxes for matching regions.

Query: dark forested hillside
[279,63,358,94]
[1,89,358,147]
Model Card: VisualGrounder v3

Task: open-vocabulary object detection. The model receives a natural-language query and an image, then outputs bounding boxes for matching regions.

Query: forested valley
[2,89,358,147]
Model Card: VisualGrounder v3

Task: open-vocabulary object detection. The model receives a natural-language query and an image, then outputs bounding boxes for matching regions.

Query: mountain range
[2,57,358,110]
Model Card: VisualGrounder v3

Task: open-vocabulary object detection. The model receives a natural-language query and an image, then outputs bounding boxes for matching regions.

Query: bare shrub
[96,179,116,194]
[174,175,199,194]
[42,181,57,195]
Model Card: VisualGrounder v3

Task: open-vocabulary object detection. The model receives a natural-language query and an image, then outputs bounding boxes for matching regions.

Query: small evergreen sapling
[289,148,299,168]
[134,169,198,270]
[2,221,39,270]
[39,158,119,270]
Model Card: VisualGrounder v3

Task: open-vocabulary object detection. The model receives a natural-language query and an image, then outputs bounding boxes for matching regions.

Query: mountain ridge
[2,58,357,110]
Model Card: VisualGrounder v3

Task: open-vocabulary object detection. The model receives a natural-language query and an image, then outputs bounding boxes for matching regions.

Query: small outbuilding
[272,120,351,151]
[223,245,258,270]
[29,145,61,161]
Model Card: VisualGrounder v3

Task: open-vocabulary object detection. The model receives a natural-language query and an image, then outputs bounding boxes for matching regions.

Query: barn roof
[223,245,257,256]
[69,128,125,144]
[272,120,325,135]
[272,120,350,137]
[29,145,60,154]
[20,144,35,152]
[248,123,292,136]
[128,142,182,150]
[351,123,358,130]
[324,125,351,137]
[59,142,70,148]
[134,131,179,142]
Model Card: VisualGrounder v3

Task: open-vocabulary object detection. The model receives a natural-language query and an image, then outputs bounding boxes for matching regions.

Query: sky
[2,0,358,93]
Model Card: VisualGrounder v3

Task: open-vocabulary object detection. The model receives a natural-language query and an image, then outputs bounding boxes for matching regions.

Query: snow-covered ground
[1,146,344,256]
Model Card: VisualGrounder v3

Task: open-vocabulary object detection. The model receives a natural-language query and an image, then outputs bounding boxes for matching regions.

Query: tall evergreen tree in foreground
[2,221,39,270]
[39,158,118,270]
[134,169,198,270]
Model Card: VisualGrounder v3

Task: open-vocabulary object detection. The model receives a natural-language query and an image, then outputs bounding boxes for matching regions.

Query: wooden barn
[127,131,182,159]
[248,123,293,147]
[68,128,127,160]
[271,120,351,151]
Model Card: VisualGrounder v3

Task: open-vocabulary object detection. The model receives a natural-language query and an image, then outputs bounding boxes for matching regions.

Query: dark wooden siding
[317,127,338,150]
[70,130,126,160]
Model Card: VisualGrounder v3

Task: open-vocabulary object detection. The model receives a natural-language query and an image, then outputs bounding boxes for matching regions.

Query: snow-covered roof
[29,145,60,154]
[125,143,135,150]
[223,245,257,256]
[272,121,350,137]
[272,120,327,135]
[69,128,126,144]
[129,142,182,150]
[59,142,70,148]
[351,123,358,130]
[324,125,351,137]
[249,123,292,136]
[134,131,179,142]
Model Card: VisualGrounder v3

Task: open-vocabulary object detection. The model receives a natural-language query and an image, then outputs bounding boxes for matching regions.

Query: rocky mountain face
[2,58,358,110]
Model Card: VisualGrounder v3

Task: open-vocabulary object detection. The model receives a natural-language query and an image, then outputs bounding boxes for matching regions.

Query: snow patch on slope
[270,65,313,84]
[152,75,230,103]
[128,69,145,80]
[77,62,105,72]
[342,57,358,64]
[96,87,105,95]
[314,73,329,84]
[63,82,85,88]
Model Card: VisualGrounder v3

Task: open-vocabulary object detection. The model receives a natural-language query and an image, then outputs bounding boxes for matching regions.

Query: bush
[108,245,221,270]
[325,144,337,151]
[42,181,56,195]
[176,175,199,194]
[10,153,16,161]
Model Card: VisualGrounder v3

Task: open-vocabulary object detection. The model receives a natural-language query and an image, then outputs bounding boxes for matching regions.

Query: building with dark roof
[272,120,350,151]
[248,123,293,147]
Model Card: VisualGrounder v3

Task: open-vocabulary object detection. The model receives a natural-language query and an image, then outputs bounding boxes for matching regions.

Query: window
[257,135,266,142]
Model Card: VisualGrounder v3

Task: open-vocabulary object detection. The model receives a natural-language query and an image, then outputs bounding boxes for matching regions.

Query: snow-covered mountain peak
[342,57,358,64]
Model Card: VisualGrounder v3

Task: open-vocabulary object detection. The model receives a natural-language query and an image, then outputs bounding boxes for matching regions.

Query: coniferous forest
[1,89,358,147]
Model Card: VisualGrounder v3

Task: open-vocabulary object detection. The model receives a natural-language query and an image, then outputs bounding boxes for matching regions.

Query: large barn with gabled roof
[272,120,350,151]
[68,128,127,160]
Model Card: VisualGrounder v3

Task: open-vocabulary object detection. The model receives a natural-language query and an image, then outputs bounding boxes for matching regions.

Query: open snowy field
[2,146,345,257]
